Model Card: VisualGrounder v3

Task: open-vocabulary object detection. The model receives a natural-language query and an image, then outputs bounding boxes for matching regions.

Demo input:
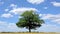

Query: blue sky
[0,0,60,32]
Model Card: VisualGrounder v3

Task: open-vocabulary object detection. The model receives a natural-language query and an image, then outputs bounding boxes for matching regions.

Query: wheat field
[0,32,60,34]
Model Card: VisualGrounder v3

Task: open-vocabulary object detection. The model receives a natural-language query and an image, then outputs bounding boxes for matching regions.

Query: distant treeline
[0,32,57,33]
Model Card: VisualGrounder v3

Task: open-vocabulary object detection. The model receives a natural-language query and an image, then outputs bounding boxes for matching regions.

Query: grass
[0,32,60,34]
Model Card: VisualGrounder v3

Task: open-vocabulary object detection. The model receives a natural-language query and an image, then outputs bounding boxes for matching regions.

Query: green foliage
[16,10,44,32]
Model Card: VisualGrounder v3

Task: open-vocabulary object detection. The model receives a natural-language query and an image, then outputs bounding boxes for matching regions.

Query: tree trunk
[29,19,31,32]
[29,27,31,32]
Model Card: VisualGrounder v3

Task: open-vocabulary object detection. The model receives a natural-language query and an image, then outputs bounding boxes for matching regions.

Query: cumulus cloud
[27,0,45,4]
[0,21,28,32]
[39,14,60,24]
[5,9,9,12]
[9,4,17,10]
[9,8,38,14]
[37,24,60,32]
[10,4,17,8]
[2,4,17,18]
[4,4,17,12]
[0,21,60,32]
[52,19,60,24]
[5,4,38,15]
[1,13,13,18]
[43,7,48,9]
[51,2,60,7]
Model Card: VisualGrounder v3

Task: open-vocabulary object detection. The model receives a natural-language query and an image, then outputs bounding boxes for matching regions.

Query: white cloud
[9,8,38,14]
[51,2,60,7]
[4,4,17,12]
[5,9,9,11]
[10,4,17,9]
[27,0,45,4]
[52,19,60,24]
[1,13,13,18]
[18,16,22,18]
[43,7,48,9]
[0,21,28,32]
[0,21,60,32]
[37,24,60,32]
[10,4,17,7]
[0,21,17,32]
[39,14,60,24]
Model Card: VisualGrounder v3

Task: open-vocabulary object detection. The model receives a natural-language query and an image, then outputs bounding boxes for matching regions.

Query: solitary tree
[16,10,44,32]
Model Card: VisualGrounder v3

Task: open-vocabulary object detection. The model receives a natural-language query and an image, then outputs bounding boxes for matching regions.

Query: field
[0,32,60,34]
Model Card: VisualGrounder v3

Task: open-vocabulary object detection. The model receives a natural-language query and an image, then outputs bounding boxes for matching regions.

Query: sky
[0,0,60,32]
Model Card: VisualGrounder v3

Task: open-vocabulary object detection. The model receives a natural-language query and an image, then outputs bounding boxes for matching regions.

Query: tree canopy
[16,10,44,32]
